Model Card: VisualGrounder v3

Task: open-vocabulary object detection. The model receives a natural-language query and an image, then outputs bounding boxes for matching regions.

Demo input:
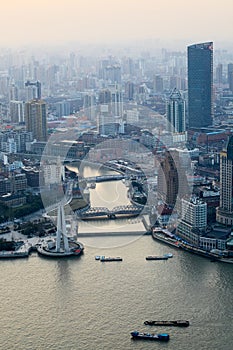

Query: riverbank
[151,227,233,264]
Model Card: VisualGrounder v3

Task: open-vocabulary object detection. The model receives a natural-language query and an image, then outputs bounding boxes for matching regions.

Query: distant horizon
[0,0,232,51]
[0,38,232,55]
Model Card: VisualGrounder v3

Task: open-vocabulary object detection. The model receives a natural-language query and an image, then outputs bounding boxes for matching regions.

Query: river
[0,164,232,350]
[69,164,147,249]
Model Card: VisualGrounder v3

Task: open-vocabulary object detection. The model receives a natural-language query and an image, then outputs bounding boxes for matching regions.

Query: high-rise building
[177,197,207,246]
[227,63,233,86]
[228,71,233,93]
[103,65,121,84]
[228,70,233,93]
[10,101,25,123]
[98,86,123,117]
[125,82,134,101]
[153,75,164,93]
[9,83,19,101]
[98,89,111,104]
[215,63,223,85]
[25,80,41,101]
[166,88,186,134]
[55,101,71,117]
[188,42,213,128]
[216,135,233,226]
[25,99,47,142]
[83,94,96,121]
[157,150,179,207]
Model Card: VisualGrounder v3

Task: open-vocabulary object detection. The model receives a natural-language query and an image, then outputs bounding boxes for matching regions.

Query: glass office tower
[188,42,213,128]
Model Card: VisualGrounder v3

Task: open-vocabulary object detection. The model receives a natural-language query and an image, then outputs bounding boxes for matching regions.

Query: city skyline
[0,1,233,49]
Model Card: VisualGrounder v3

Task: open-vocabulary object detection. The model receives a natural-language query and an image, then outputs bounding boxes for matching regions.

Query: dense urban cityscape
[0,41,232,258]
[0,1,233,349]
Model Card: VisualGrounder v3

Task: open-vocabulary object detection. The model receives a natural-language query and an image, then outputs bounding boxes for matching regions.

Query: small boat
[144,320,189,327]
[95,256,101,260]
[100,256,123,262]
[146,255,168,260]
[131,331,169,341]
[163,253,173,258]
[89,183,96,189]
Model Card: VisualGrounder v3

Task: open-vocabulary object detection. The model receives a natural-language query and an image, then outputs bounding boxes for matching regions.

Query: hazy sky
[1,0,233,48]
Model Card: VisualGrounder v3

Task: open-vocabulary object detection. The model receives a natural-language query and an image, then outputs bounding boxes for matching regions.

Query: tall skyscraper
[188,42,213,128]
[25,99,47,142]
[157,150,179,207]
[216,135,233,226]
[166,88,186,134]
